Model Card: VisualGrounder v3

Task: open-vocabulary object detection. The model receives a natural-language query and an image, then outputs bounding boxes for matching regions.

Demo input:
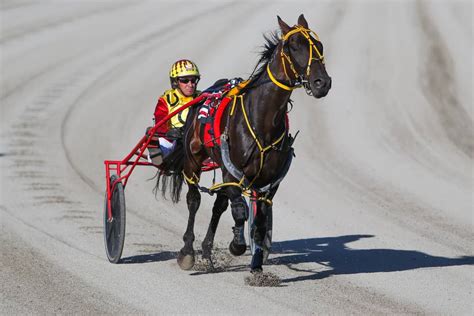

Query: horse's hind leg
[226,186,248,256]
[177,184,201,270]
[201,192,229,262]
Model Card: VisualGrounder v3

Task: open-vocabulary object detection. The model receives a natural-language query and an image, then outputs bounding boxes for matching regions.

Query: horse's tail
[152,102,201,203]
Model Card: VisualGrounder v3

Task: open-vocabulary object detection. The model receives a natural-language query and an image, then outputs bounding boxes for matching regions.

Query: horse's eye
[289,41,298,51]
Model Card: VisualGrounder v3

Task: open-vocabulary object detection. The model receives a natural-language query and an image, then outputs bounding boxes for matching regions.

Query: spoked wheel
[247,193,273,263]
[103,174,126,263]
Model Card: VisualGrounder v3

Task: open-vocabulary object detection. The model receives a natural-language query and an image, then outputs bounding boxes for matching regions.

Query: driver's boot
[146,127,162,165]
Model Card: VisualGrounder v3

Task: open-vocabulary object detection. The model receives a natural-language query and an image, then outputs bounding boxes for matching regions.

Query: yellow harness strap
[183,172,200,185]
[238,95,286,188]
[184,94,285,203]
[227,80,249,97]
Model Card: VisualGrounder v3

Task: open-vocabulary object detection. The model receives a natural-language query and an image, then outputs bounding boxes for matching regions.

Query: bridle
[267,25,325,95]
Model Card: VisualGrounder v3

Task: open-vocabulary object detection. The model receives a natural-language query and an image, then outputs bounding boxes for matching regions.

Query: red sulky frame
[104,92,218,221]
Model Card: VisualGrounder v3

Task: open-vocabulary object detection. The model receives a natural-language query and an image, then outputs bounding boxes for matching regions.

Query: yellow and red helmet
[169,59,200,78]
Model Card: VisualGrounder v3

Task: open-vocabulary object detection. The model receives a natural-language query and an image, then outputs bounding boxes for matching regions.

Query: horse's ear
[298,14,308,28]
[277,16,291,35]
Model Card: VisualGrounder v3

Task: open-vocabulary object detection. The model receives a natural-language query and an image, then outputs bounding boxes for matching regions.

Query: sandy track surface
[1,0,472,314]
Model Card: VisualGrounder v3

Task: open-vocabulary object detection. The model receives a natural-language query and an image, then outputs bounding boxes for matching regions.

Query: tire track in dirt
[416,0,473,159]
[0,220,141,314]
[0,1,139,45]
[1,205,100,258]
[0,0,37,11]
[0,2,143,100]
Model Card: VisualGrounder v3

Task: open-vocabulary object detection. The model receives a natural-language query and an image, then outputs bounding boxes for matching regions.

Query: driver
[147,59,201,165]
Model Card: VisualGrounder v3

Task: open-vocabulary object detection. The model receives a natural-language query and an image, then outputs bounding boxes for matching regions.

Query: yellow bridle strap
[282,26,323,61]
[279,25,325,82]
[266,64,295,91]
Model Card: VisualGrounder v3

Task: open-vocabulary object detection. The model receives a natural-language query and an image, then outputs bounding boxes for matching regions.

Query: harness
[223,95,287,187]
[184,94,293,205]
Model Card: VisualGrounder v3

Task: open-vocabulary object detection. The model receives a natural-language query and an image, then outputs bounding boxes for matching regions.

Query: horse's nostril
[314,78,324,88]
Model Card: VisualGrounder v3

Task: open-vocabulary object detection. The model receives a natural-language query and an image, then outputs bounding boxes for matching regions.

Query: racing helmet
[169,59,200,78]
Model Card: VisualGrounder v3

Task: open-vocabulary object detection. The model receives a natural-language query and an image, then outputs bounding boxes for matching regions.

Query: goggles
[177,77,199,84]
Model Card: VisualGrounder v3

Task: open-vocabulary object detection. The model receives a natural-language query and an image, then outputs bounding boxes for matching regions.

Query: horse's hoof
[229,240,247,256]
[177,251,195,270]
[251,267,263,274]
[251,247,264,271]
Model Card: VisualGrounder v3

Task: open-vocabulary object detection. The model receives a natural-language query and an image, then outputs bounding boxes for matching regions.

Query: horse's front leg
[202,192,229,262]
[226,186,248,256]
[250,186,278,273]
[177,184,201,270]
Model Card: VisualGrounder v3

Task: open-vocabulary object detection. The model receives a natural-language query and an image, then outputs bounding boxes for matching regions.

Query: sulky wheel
[103,174,126,263]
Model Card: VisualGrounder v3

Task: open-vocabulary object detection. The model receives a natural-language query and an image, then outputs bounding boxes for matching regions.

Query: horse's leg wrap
[253,202,268,248]
[231,196,248,227]
[231,196,248,245]
[251,200,273,271]
[251,248,264,273]
[228,196,248,256]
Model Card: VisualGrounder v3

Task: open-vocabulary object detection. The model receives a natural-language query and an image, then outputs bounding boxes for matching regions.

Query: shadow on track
[267,235,474,283]
[120,251,177,264]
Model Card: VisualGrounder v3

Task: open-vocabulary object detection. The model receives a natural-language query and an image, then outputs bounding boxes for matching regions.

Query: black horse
[156,14,331,273]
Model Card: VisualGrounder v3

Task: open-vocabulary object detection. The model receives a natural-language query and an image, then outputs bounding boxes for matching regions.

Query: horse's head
[277,14,331,98]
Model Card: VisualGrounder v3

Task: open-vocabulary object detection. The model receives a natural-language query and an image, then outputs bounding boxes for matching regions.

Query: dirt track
[1,0,472,314]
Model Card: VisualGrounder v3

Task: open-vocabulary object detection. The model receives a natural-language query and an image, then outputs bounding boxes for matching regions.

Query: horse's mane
[240,31,280,93]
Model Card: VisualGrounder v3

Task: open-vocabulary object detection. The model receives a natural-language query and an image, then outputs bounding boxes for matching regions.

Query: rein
[267,25,324,94]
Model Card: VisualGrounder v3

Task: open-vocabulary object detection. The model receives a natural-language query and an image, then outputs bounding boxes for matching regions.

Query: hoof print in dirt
[244,271,282,287]
[193,248,233,272]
